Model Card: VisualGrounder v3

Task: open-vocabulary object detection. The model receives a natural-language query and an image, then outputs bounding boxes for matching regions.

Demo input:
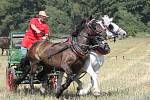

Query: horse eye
[108,24,114,29]
[91,23,96,30]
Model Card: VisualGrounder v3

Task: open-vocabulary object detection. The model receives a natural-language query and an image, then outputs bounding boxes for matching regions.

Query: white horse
[106,23,127,40]
[101,15,127,40]
[77,51,105,95]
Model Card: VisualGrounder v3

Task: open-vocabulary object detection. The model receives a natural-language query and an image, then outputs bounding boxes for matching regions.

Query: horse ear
[89,15,93,20]
[80,19,86,25]
[73,19,86,36]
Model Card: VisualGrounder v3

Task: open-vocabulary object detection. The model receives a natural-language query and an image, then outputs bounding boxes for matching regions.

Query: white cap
[39,11,49,17]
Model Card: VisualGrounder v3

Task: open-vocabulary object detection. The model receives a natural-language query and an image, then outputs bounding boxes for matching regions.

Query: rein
[87,24,97,34]
[47,35,89,59]
[48,35,68,39]
[78,72,87,79]
[48,45,70,59]
[87,19,101,35]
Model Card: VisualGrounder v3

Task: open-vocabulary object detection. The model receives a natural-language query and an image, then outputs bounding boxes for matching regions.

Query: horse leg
[75,75,84,95]
[37,67,49,94]
[82,54,101,96]
[76,79,92,95]
[75,56,93,95]
[6,49,8,56]
[86,65,100,96]
[57,71,84,96]
[75,76,83,91]
[30,62,38,94]
[56,72,64,93]
[87,55,104,96]
[1,48,4,55]
[87,54,104,96]
[56,64,75,98]
[40,74,49,95]
[56,74,75,98]
[78,66,94,95]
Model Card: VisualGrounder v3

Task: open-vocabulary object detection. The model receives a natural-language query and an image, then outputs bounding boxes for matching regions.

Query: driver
[21,11,51,57]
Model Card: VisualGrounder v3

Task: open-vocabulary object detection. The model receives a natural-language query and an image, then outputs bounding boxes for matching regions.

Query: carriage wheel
[50,75,57,89]
[6,67,17,92]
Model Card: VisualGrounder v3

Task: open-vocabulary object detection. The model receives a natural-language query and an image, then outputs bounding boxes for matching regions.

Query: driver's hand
[36,30,41,34]
[42,36,47,40]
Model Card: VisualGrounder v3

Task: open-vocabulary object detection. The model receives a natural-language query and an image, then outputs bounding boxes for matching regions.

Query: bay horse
[24,17,105,98]
[56,22,110,96]
[0,37,10,55]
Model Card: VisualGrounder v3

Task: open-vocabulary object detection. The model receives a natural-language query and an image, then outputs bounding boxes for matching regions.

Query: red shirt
[22,18,49,48]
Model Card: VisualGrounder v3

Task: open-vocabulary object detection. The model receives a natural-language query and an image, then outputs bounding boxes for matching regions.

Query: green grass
[0,37,150,100]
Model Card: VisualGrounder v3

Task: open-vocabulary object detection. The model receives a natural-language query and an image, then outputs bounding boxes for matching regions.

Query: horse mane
[71,19,87,37]
[71,15,95,37]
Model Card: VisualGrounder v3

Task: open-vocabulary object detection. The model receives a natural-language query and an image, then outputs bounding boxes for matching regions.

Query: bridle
[86,19,106,36]
[70,19,100,57]
[86,19,98,35]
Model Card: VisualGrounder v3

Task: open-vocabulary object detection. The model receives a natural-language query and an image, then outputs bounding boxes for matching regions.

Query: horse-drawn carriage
[5,17,112,98]
[6,32,60,92]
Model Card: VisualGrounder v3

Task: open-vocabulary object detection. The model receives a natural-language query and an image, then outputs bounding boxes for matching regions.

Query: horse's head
[72,16,107,37]
[73,16,109,45]
[83,16,111,55]
[70,16,109,55]
[88,35,110,55]
[84,17,107,37]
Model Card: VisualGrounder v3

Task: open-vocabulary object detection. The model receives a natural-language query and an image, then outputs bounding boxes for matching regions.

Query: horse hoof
[56,93,60,98]
[76,91,80,96]
[31,90,35,95]
[93,91,101,96]
[76,90,88,96]
[40,87,46,96]
[56,90,61,98]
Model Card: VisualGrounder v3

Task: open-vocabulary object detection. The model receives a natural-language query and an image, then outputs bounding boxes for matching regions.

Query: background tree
[0,0,150,37]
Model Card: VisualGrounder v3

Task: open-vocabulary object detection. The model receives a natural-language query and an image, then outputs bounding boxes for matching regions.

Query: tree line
[0,0,150,36]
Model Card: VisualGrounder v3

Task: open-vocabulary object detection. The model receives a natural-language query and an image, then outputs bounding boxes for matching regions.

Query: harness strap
[71,44,85,58]
[48,45,70,59]
[71,36,88,58]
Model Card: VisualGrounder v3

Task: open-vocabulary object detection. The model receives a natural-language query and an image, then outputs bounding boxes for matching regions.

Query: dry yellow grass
[0,37,150,100]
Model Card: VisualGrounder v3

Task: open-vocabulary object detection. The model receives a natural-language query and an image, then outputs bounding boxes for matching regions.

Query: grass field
[0,37,150,100]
